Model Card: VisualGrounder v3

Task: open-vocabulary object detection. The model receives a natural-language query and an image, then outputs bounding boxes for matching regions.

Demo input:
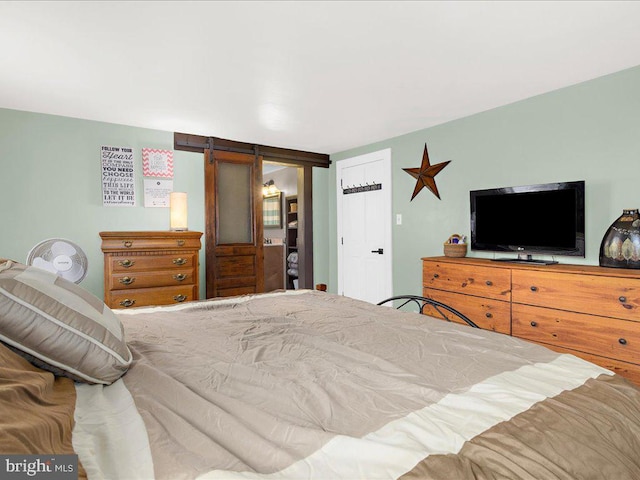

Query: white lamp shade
[170,192,188,231]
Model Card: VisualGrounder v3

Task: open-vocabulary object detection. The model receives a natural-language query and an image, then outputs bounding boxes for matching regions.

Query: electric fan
[26,238,88,284]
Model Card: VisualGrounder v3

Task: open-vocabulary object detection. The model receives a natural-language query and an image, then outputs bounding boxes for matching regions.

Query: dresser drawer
[533,343,640,386]
[101,236,201,252]
[512,304,640,364]
[512,270,640,322]
[423,288,511,334]
[109,254,196,273]
[107,285,197,309]
[109,269,195,290]
[422,260,511,301]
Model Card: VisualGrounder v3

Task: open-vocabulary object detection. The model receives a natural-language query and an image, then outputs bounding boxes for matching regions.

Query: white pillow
[0,260,132,384]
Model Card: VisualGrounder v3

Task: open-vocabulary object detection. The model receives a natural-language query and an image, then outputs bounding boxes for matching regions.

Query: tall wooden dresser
[422,256,640,386]
[100,231,202,309]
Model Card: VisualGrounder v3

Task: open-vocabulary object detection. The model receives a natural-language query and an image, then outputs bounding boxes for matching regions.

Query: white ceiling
[2,1,640,154]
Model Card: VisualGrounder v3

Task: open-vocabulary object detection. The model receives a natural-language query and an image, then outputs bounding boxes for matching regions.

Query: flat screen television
[470,180,585,264]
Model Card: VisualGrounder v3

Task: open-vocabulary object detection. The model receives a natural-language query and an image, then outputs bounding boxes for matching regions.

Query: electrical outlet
[396,214,402,225]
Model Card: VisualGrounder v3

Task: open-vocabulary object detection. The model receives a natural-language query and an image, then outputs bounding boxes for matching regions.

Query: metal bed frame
[377,295,479,329]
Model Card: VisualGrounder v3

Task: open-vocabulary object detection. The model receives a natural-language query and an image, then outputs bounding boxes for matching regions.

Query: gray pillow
[0,260,132,384]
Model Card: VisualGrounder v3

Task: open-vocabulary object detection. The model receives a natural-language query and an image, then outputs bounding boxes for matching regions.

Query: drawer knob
[619,296,627,303]
[619,338,628,345]
[177,240,185,246]
[433,273,439,279]
[530,286,538,292]
[119,299,136,308]
[173,258,187,266]
[123,241,133,248]
[173,273,187,282]
[485,280,493,286]
[118,276,135,285]
[118,259,135,268]
[174,294,187,303]
[530,321,538,327]
[485,312,493,318]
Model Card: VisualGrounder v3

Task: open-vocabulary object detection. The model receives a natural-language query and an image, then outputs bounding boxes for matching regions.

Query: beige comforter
[72,290,640,479]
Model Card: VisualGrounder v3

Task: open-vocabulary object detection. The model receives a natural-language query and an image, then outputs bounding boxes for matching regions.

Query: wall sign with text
[143,179,174,207]
[101,145,136,207]
[142,148,173,178]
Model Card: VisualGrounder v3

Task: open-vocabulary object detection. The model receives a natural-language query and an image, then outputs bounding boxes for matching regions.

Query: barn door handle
[371,248,384,254]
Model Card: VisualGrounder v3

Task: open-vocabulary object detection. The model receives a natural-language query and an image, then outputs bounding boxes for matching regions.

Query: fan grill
[26,238,88,283]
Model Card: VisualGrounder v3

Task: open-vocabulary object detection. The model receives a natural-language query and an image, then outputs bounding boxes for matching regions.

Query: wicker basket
[443,242,468,258]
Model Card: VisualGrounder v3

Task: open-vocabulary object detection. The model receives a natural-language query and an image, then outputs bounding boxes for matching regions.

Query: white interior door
[337,149,392,304]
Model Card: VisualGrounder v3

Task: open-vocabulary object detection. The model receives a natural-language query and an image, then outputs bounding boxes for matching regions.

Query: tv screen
[470,181,585,261]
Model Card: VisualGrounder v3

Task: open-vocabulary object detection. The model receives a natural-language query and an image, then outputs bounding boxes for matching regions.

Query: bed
[1,259,640,479]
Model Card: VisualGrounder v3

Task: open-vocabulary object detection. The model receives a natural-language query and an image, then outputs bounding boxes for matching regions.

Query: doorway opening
[262,163,300,292]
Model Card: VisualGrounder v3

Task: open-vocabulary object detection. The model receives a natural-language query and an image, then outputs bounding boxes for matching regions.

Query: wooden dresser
[422,256,640,385]
[100,231,202,309]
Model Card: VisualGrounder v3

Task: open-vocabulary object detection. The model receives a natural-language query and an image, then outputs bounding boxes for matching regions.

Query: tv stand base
[492,254,558,265]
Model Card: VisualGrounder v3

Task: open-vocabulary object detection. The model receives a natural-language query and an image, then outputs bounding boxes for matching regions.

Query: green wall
[0,109,205,298]
[327,65,640,296]
[312,166,330,288]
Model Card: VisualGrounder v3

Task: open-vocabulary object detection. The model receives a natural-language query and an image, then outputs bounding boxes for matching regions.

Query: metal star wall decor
[403,143,451,201]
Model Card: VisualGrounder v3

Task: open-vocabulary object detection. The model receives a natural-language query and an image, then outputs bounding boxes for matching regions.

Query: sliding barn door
[205,149,264,297]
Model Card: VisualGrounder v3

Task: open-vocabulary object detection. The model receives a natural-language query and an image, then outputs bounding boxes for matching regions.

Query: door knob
[370,248,384,254]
